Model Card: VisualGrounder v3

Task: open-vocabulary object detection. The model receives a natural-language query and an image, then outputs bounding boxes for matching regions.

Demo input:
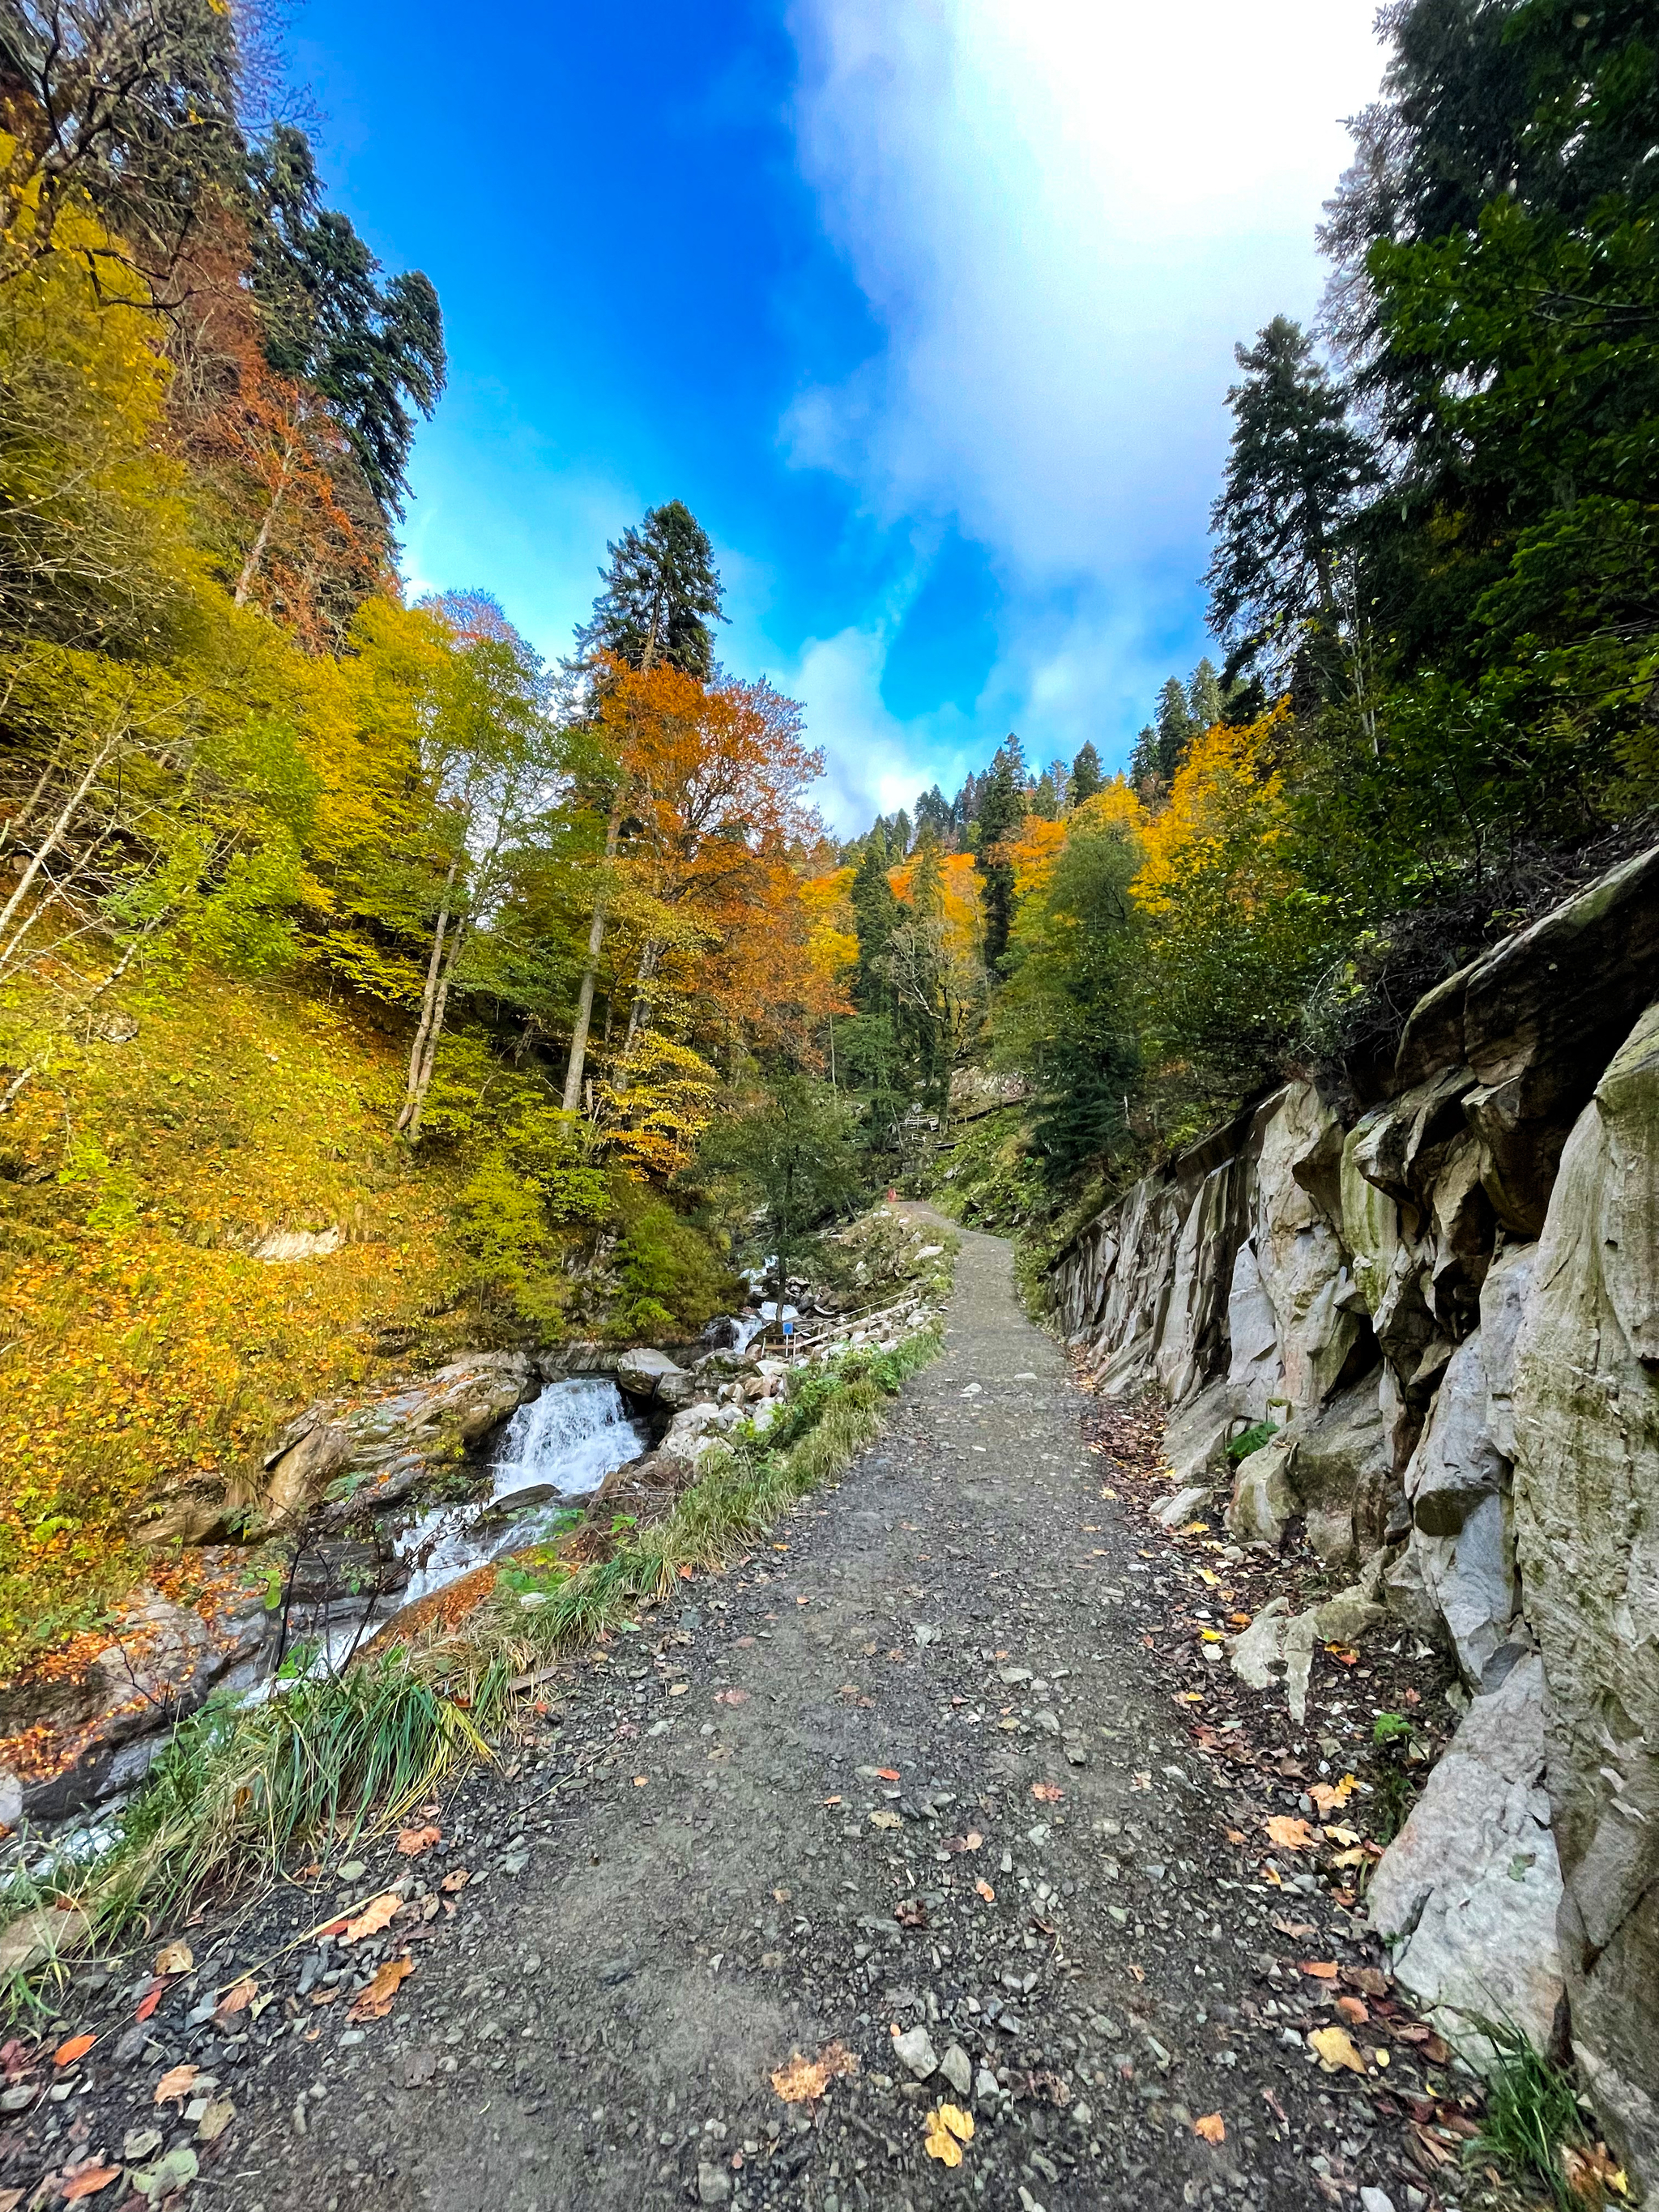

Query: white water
[394,1377,649,1609]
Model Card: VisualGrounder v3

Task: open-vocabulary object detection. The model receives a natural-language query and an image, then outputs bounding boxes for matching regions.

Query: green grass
[1466,2018,1593,2209]
[2,1317,945,2010]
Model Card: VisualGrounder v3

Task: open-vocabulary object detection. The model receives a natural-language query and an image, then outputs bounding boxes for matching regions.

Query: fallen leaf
[869,1809,902,1831]
[1342,1964,1389,1997]
[396,1826,441,1857]
[895,1898,928,1929]
[964,1830,983,1850]
[715,1690,749,1706]
[1334,1995,1370,2026]
[1329,1847,1368,1869]
[61,2167,120,2201]
[1225,1829,1247,1844]
[1323,1822,1361,1846]
[974,1879,996,1903]
[134,1983,164,2022]
[633,1775,649,1787]
[1309,2026,1368,2075]
[1194,2112,1226,2145]
[53,2033,96,2068]
[1562,2142,1628,2203]
[1272,1918,1316,1939]
[153,1941,194,1977]
[1309,1775,1358,1816]
[923,2103,975,2165]
[214,1976,257,2018]
[0,2191,21,2212]
[1265,1816,1316,1852]
[439,1869,469,1893]
[155,2063,198,2104]
[769,2041,859,2103]
[1128,1962,1146,1983]
[341,1892,402,1944]
[1031,1783,1064,1803]
[195,2096,236,2142]
[349,1957,415,2021]
[875,1767,900,1781]
[1299,1961,1340,1980]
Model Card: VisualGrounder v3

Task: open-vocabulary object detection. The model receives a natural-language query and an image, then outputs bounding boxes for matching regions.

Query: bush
[611,1181,741,1340]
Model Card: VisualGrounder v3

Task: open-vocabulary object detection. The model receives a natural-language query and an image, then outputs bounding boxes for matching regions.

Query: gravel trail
[10,1219,1450,2212]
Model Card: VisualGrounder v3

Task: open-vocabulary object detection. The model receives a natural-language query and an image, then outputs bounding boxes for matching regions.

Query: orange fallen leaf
[396,1826,441,1856]
[1265,1815,1316,1852]
[439,1869,469,1893]
[341,1891,402,1942]
[1194,2112,1226,2144]
[1299,1961,1340,1980]
[875,1767,900,1781]
[214,1976,257,2018]
[769,2040,859,2103]
[1031,1783,1063,1803]
[348,1956,415,2021]
[975,1879,996,1903]
[134,1983,164,2022]
[61,2167,121,2201]
[1225,1829,1246,1844]
[53,2033,96,2069]
[715,1689,749,1706]
[1309,1775,1357,1816]
[155,2063,198,2104]
[1335,1995,1370,2026]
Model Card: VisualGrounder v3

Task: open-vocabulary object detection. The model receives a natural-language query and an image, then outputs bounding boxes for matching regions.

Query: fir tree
[1154,678,1197,781]
[1188,657,1225,732]
[976,733,1029,970]
[1068,740,1104,805]
[574,500,725,676]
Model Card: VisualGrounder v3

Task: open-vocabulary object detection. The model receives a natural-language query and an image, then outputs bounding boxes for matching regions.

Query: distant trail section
[12,1217,1448,2212]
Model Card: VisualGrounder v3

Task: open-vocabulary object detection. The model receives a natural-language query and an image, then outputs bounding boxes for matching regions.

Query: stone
[1225,1242,1284,1424]
[1367,1656,1564,2065]
[0,1904,91,1977]
[1152,1485,1210,1529]
[1226,1579,1384,1724]
[614,1347,693,1408]
[1360,2191,1397,2212]
[1250,1083,1363,1416]
[1161,1377,1235,1486]
[973,2066,1000,2106]
[891,2026,938,2080]
[1397,844,1659,1234]
[696,2163,731,2206]
[1512,1000,1659,2186]
[940,2042,972,2096]
[1283,1373,1393,1571]
[250,1224,344,1262]
[1400,1321,1521,1687]
[0,1769,19,1831]
[1227,1437,1295,1546]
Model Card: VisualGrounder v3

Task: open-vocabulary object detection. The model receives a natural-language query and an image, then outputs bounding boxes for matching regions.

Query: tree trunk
[561,802,621,1113]
[234,441,296,606]
[397,857,459,1136]
[0,735,117,980]
[614,938,660,1092]
[401,925,464,1143]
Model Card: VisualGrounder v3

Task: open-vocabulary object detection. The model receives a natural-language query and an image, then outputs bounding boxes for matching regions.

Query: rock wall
[1049,844,1659,2187]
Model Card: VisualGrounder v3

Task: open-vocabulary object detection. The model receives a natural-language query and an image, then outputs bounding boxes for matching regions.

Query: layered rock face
[1049,846,1659,2180]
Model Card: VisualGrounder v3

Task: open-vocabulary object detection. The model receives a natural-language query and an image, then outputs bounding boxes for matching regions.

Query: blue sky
[289,0,1386,830]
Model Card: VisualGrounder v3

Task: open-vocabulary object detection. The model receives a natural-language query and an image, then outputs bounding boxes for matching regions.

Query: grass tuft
[1465,2017,1596,2210]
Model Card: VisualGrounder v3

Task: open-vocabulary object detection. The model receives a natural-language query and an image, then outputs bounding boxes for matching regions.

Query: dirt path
[15,1221,1446,2212]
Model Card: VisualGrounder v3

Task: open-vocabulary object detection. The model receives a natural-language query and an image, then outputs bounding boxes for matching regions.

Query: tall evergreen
[1204,318,1377,696]
[1188,658,1225,732]
[976,733,1029,970]
[1154,679,1197,782]
[1068,741,1104,806]
[574,501,725,676]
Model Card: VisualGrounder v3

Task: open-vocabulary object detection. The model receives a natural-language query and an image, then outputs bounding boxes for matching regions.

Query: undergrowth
[1466,2018,1608,2210]
[1,1320,944,2008]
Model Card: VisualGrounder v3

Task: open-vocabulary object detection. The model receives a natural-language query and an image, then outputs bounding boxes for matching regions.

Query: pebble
[940,2042,971,2095]
[696,2159,731,2204]
[1359,2193,1397,2212]
[890,2026,938,2079]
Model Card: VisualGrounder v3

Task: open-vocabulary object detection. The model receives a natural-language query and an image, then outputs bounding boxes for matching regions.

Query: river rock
[1367,1656,1564,2063]
[1512,1001,1659,2184]
[614,1348,694,1408]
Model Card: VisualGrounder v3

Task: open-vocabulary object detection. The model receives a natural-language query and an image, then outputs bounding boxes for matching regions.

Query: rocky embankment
[0,1221,949,1838]
[1049,844,1659,2188]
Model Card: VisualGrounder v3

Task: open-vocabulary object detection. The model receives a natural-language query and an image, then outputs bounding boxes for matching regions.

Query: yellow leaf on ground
[341,1891,402,1943]
[1265,1816,1316,1851]
[1309,2026,1368,2074]
[154,1941,194,1977]
[769,2041,859,2103]
[869,1809,902,1831]
[923,2104,975,2163]
[348,1956,415,2021]
[1194,2112,1226,2144]
[195,2097,236,2142]
[1309,1775,1357,1816]
[155,2064,198,2104]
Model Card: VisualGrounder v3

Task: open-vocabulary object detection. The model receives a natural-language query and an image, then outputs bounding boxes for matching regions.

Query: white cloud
[779,0,1386,791]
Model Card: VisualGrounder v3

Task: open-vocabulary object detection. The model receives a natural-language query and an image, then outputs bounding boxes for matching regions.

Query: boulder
[1226,1571,1386,1723]
[614,1347,694,1408]
[251,1225,344,1262]
[1228,1435,1295,1546]
[1367,1657,1565,2065]
[1162,1377,1235,1487]
[1152,1485,1211,1529]
[1284,1372,1394,1571]
[1512,1000,1659,2186]
[1251,1085,1363,1417]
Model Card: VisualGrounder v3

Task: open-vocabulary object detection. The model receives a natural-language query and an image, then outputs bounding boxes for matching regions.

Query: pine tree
[574,501,725,677]
[1154,679,1196,781]
[1068,741,1104,805]
[1204,318,1376,696]
[914,784,953,844]
[976,733,1029,970]
[850,829,900,1015]
[1188,658,1225,732]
